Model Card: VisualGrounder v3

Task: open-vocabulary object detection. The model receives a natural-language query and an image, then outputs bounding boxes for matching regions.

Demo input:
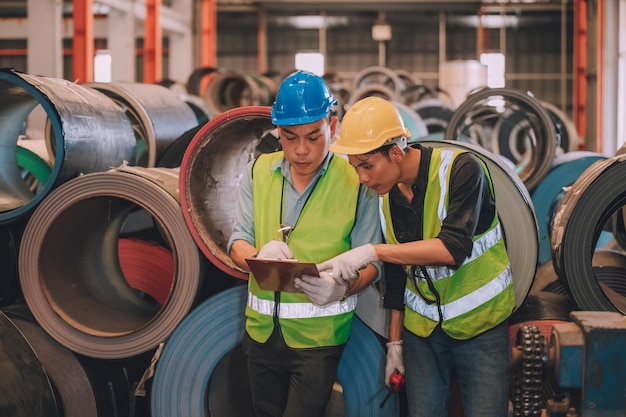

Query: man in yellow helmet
[323,96,515,417]
[227,71,382,417]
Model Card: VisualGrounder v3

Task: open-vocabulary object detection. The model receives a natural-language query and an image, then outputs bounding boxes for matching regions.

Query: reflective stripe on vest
[248,292,357,318]
[407,224,504,282]
[404,264,512,321]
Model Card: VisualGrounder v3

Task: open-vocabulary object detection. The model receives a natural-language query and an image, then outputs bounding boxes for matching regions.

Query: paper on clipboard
[245,258,319,292]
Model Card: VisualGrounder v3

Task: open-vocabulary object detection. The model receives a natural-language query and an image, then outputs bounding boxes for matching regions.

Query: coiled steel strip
[531,151,607,265]
[0,310,59,416]
[551,154,626,313]
[0,68,135,223]
[19,166,202,358]
[8,315,98,417]
[151,284,399,417]
[444,87,558,191]
[179,106,277,279]
[84,82,199,168]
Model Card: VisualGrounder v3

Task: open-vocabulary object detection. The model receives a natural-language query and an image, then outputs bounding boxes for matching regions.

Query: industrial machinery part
[511,324,547,417]
[547,311,626,416]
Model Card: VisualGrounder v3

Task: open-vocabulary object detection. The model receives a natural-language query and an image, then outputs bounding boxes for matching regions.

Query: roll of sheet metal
[203,70,274,116]
[0,310,59,416]
[393,101,429,142]
[422,140,538,309]
[347,84,402,107]
[0,68,136,224]
[179,106,278,279]
[444,87,558,191]
[355,284,389,338]
[410,97,455,135]
[551,154,626,313]
[84,82,199,168]
[118,237,174,306]
[0,221,23,307]
[7,315,98,417]
[541,100,579,153]
[18,166,202,358]
[531,151,607,265]
[151,284,398,417]
[352,66,406,96]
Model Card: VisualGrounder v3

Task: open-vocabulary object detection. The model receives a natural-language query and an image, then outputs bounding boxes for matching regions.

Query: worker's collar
[271,151,332,180]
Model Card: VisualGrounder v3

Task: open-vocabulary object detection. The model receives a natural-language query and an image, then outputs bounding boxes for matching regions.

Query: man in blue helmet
[227,70,383,417]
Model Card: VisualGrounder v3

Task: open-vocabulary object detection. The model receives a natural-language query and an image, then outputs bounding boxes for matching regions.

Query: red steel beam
[144,0,163,83]
[73,0,94,83]
[200,0,217,68]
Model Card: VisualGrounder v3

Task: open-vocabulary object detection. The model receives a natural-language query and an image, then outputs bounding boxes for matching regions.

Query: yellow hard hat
[331,96,411,155]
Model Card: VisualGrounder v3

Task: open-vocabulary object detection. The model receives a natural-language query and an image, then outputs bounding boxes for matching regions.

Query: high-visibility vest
[247,152,360,348]
[380,148,515,340]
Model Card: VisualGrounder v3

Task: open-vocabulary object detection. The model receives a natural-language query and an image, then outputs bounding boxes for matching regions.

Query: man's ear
[390,144,405,161]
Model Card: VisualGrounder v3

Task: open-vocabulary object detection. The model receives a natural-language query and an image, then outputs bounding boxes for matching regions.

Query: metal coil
[551,154,626,313]
[151,284,399,417]
[0,68,136,224]
[444,87,559,191]
[84,82,199,168]
[0,310,59,416]
[7,314,98,417]
[531,151,607,265]
[179,106,277,279]
[18,166,202,358]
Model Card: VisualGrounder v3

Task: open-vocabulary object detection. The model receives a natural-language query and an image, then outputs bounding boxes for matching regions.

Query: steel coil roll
[151,284,399,417]
[551,154,626,313]
[0,310,59,417]
[393,101,429,142]
[7,314,98,417]
[0,221,23,307]
[410,97,455,135]
[444,87,558,191]
[0,68,136,224]
[422,140,538,309]
[84,82,199,168]
[179,106,278,279]
[18,166,202,358]
[531,151,607,265]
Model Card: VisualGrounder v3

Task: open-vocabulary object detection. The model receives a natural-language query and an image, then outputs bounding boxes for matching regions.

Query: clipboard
[245,258,319,292]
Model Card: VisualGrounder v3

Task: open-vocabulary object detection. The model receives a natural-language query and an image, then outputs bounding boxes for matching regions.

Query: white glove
[385,340,405,389]
[294,271,348,307]
[317,244,378,281]
[257,240,294,260]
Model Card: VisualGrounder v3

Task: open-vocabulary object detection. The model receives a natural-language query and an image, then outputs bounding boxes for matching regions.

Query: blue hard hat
[271,70,337,126]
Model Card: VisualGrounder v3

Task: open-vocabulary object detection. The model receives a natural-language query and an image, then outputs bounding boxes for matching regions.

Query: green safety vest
[381,148,515,340]
[247,152,360,348]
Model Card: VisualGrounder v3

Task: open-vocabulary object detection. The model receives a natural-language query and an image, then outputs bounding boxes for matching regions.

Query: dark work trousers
[242,326,346,417]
